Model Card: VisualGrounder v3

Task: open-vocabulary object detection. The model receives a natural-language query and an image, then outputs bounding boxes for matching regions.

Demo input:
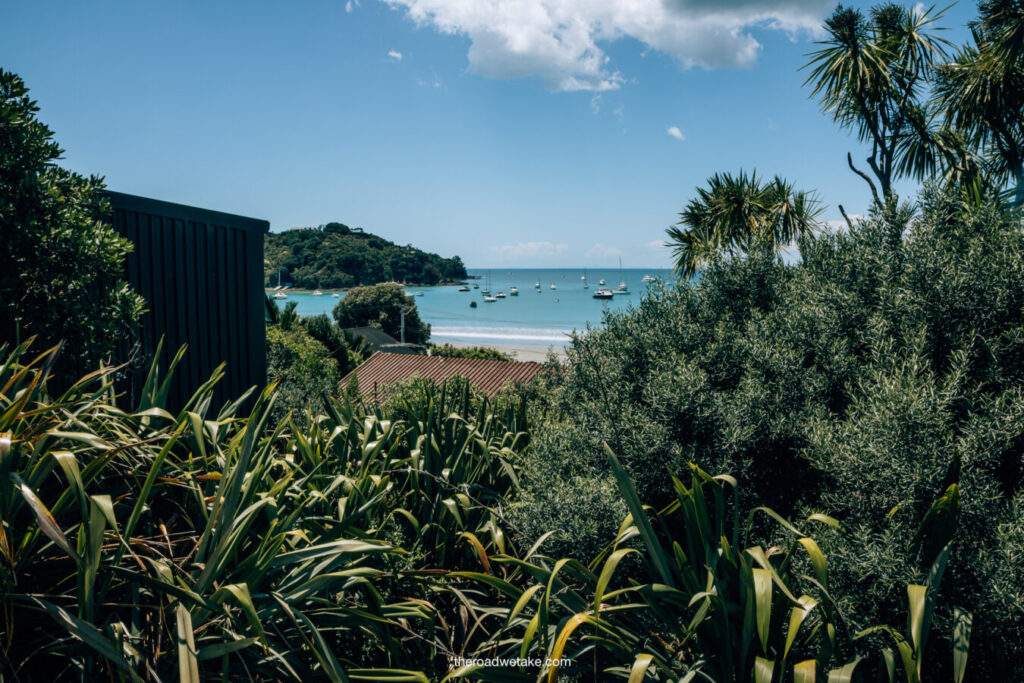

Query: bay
[277,268,675,349]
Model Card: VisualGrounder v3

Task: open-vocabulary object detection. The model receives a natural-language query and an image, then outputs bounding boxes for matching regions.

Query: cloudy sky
[2,0,975,267]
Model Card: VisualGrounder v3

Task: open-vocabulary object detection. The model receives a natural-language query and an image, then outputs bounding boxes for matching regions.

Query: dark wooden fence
[107,192,269,410]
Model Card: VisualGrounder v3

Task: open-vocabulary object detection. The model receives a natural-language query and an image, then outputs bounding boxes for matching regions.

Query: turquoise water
[278,268,675,349]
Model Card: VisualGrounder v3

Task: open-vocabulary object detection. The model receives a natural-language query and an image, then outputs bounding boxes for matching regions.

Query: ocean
[278,268,675,349]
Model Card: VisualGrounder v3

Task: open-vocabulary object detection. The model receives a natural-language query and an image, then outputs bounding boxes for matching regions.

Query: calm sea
[278,268,675,349]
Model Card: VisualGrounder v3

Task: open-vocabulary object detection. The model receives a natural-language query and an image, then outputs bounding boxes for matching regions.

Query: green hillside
[265,222,467,288]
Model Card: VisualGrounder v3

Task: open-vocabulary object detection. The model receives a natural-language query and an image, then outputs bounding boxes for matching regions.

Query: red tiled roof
[342,352,544,400]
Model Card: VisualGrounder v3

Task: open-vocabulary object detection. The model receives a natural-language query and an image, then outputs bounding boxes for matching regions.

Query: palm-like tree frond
[933,16,1024,204]
[666,172,822,277]
[980,0,1024,65]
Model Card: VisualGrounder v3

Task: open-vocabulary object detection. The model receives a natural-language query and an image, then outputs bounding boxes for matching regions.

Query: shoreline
[264,281,466,294]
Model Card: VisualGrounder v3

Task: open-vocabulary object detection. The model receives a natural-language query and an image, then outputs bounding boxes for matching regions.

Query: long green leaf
[604,443,674,587]
[176,604,200,683]
[952,606,972,683]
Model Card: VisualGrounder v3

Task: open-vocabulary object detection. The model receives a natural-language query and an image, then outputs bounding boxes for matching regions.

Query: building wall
[107,192,269,410]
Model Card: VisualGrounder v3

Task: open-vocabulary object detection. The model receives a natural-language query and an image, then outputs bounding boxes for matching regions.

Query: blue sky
[2,0,976,267]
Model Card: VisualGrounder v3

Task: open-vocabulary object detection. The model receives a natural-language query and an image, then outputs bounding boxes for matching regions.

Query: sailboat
[312,289,323,296]
[509,286,519,296]
[614,257,630,294]
[272,270,288,299]
[582,267,589,289]
[481,271,492,295]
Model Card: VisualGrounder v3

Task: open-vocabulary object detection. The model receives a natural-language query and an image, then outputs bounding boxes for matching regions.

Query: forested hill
[264,222,467,288]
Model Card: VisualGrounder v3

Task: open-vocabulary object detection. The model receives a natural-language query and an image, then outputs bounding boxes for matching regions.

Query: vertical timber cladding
[106,192,270,410]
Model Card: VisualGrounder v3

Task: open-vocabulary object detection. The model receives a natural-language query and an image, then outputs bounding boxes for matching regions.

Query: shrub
[516,186,1024,675]
[266,325,341,421]
[0,69,144,382]
[0,340,526,680]
[428,343,512,361]
[301,313,354,374]
[466,448,969,682]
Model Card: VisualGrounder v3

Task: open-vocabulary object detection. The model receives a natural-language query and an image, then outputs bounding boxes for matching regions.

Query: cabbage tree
[803,3,951,204]
[666,171,822,278]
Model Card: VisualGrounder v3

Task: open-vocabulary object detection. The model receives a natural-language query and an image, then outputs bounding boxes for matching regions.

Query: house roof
[346,326,400,348]
[344,326,420,354]
[342,352,544,400]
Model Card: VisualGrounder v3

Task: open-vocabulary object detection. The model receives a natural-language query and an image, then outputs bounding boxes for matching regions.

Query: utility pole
[399,305,412,343]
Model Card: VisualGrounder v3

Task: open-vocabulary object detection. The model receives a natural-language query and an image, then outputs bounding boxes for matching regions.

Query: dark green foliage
[265,295,300,330]
[301,313,354,374]
[0,341,529,680]
[340,326,373,365]
[520,186,1024,676]
[266,325,341,422]
[333,282,430,345]
[428,343,512,361]
[265,221,466,288]
[0,69,144,381]
[264,300,361,419]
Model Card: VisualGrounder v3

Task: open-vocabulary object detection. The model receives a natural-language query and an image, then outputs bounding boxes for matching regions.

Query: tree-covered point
[265,221,467,288]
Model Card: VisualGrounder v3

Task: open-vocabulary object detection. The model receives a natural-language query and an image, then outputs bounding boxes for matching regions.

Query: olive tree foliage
[0,69,144,378]
[518,185,1024,676]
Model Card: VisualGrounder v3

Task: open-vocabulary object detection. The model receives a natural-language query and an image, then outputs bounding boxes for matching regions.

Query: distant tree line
[264,222,467,288]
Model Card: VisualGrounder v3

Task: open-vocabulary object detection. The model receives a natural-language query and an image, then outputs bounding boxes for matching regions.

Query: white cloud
[585,242,624,259]
[590,94,601,114]
[645,239,667,250]
[490,241,568,260]
[825,214,863,232]
[345,0,359,12]
[667,125,685,141]
[381,0,829,91]
[388,49,403,61]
